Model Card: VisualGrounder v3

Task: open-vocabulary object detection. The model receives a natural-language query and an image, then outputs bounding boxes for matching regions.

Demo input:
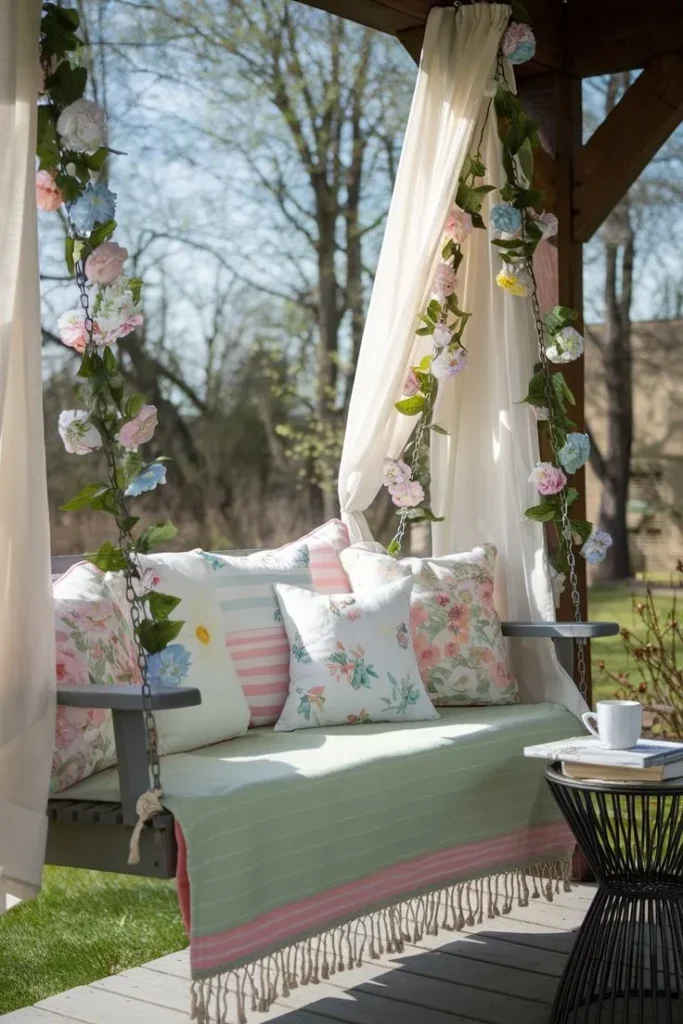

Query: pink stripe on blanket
[179,820,573,972]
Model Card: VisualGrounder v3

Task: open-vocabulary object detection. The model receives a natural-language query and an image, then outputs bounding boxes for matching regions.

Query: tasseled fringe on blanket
[190,856,572,1024]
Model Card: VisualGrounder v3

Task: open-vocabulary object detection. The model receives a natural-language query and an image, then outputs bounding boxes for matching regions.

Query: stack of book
[524,736,683,783]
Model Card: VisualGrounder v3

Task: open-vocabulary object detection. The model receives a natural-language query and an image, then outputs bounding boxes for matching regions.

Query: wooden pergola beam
[573,53,683,242]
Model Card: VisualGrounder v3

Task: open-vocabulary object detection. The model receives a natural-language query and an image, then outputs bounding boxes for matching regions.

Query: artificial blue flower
[125,462,167,497]
[147,644,191,689]
[502,23,537,66]
[558,432,591,474]
[69,182,117,234]
[490,203,522,234]
[507,40,536,64]
[581,528,613,565]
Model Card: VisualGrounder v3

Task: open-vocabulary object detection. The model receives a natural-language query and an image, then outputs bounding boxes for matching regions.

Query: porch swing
[41,2,624,886]
[3,2,632,1014]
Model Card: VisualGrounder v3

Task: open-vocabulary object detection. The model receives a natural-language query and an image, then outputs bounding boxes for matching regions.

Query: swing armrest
[56,684,202,709]
[56,685,201,826]
[501,622,619,639]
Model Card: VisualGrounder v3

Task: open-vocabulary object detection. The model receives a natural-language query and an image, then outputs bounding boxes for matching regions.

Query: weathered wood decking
[3,884,594,1023]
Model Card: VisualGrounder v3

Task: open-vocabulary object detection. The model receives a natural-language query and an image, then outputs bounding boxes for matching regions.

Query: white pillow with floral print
[273,577,439,731]
[340,543,518,707]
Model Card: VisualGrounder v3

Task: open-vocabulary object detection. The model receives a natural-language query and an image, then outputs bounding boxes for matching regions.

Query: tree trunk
[593,214,634,582]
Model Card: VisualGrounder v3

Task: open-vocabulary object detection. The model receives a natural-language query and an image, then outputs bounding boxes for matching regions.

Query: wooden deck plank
[9,886,595,1024]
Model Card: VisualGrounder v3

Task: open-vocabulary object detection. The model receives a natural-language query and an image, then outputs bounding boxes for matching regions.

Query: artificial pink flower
[403,369,420,397]
[431,262,458,301]
[118,404,158,451]
[390,480,425,508]
[432,323,451,350]
[444,207,473,245]
[529,461,567,496]
[383,457,412,488]
[96,311,143,347]
[85,241,128,285]
[57,309,90,353]
[36,170,64,212]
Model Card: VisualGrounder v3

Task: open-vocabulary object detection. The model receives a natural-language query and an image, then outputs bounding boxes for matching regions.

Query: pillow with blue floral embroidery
[273,577,439,731]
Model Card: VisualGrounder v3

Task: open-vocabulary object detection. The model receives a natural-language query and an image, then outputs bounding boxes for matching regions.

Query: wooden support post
[554,74,591,704]
[574,53,683,241]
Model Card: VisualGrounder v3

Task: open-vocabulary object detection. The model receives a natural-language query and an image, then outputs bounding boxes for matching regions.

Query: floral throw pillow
[273,577,440,731]
[52,562,142,794]
[340,543,518,707]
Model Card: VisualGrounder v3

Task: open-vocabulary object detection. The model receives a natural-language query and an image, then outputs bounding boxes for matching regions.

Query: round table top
[545,762,683,796]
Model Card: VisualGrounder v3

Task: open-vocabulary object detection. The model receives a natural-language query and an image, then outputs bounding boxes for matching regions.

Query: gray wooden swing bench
[47,554,618,878]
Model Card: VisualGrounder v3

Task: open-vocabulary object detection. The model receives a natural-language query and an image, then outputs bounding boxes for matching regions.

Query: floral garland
[384,15,612,599]
[38,4,183,677]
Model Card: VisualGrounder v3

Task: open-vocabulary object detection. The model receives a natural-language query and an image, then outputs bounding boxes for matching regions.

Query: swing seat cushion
[54,701,578,975]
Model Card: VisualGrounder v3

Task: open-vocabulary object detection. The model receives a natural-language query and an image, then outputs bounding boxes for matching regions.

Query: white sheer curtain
[338,3,584,717]
[0,0,56,912]
[338,4,510,542]
[430,111,586,718]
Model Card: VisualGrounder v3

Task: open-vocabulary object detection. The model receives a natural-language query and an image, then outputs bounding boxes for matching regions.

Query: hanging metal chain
[494,54,588,701]
[394,405,430,555]
[74,259,163,792]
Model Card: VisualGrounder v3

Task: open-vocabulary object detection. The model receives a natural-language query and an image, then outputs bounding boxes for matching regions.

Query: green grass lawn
[0,865,186,1014]
[588,583,680,702]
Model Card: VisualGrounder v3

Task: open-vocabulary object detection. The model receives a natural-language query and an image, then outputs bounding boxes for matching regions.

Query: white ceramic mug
[581,700,643,750]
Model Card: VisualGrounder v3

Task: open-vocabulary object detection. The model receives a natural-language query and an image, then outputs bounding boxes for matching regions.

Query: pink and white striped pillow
[206,521,351,727]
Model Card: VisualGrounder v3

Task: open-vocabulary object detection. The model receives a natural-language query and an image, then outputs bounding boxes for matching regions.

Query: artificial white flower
[581,527,613,565]
[432,323,451,349]
[382,458,411,488]
[56,99,106,153]
[546,326,584,363]
[58,410,102,455]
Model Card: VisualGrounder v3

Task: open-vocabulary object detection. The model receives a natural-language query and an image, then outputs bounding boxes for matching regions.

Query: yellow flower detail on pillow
[195,625,211,645]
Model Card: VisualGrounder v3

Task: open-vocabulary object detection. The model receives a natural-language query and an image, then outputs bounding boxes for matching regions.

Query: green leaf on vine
[36,106,60,170]
[122,516,140,533]
[415,371,432,393]
[441,238,455,261]
[470,211,485,230]
[102,346,118,376]
[570,519,593,544]
[551,371,576,407]
[524,503,557,523]
[404,508,445,524]
[565,487,579,507]
[61,483,110,512]
[89,219,117,248]
[518,137,534,183]
[55,173,82,203]
[417,355,432,372]
[128,278,143,304]
[86,541,128,572]
[138,617,185,655]
[45,62,87,107]
[395,396,426,416]
[491,238,524,249]
[545,305,578,335]
[65,237,75,276]
[426,299,442,322]
[387,539,401,558]
[430,423,449,436]
[416,326,434,336]
[148,591,182,621]
[137,520,178,554]
[126,393,147,419]
[82,148,109,173]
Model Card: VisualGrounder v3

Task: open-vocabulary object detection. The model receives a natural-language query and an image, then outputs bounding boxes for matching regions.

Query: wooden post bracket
[573,52,683,242]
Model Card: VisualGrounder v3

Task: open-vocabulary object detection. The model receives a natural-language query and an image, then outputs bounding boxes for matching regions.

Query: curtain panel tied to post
[0,0,56,913]
[338,3,586,719]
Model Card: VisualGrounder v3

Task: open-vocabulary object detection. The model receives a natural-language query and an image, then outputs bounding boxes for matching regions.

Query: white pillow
[128,551,251,754]
[273,577,440,731]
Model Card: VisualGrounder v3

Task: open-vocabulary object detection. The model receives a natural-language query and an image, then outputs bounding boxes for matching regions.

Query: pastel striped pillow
[204,520,351,726]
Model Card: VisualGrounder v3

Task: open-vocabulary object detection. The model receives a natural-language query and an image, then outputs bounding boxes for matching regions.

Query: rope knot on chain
[128,787,164,865]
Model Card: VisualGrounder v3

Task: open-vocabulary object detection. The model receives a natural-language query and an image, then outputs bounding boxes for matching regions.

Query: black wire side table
[545,764,683,1024]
